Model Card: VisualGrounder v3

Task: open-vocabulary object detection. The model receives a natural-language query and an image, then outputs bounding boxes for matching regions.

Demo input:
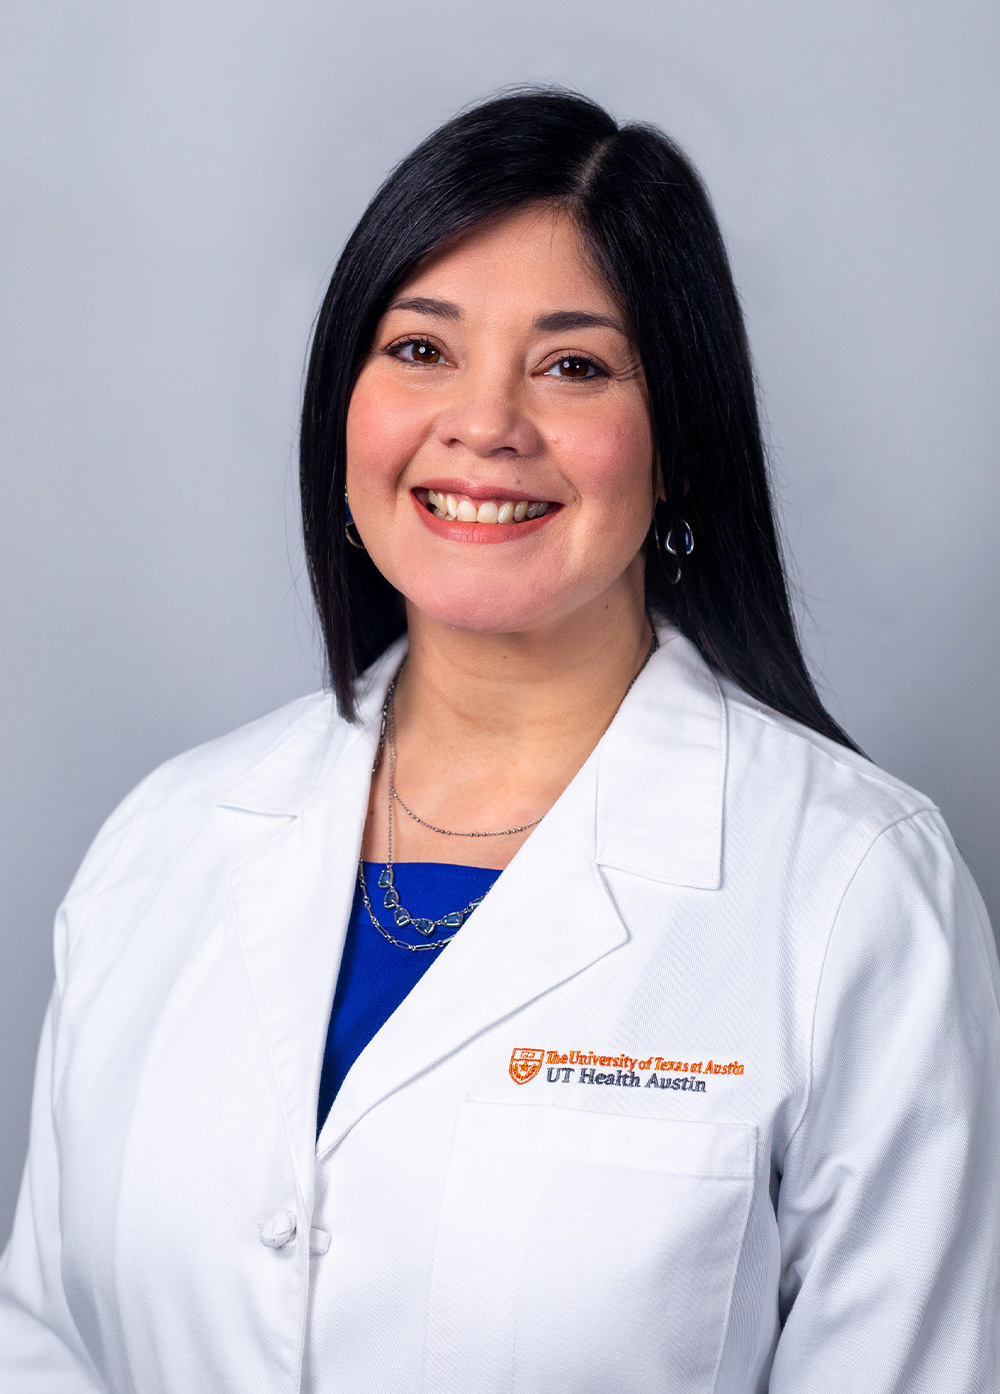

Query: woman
[1,89,997,1393]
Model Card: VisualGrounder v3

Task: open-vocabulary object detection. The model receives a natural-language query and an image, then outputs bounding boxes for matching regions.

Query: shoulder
[720,677,936,849]
[60,690,343,913]
[51,641,407,971]
[130,688,340,818]
[59,636,408,909]
[140,690,337,813]
[598,629,947,899]
[718,679,998,1061]
[711,677,991,956]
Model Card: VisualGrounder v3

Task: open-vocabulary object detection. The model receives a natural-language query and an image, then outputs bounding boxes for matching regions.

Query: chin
[405,584,559,636]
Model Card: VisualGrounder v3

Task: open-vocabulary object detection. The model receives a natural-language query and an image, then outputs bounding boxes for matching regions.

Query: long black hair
[300,87,857,750]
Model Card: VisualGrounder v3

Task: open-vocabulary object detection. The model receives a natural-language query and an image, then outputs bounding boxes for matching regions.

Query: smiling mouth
[417,488,557,525]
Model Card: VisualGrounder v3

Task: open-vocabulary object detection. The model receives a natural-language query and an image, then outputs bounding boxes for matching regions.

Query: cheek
[345,372,427,492]
[557,403,655,515]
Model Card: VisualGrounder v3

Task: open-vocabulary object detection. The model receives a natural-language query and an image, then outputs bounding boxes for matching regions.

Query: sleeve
[770,809,1000,1393]
[0,994,107,1391]
[0,774,159,1392]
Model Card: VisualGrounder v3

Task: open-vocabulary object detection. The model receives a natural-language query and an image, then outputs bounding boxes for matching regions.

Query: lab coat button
[309,1227,331,1255]
[259,1210,297,1248]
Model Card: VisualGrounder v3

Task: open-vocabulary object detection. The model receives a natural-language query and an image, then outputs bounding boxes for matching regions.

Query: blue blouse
[317,861,501,1131]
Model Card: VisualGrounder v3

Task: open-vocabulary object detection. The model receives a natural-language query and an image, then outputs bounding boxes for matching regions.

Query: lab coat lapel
[223,739,366,1191]
[319,749,628,1155]
[220,645,404,1190]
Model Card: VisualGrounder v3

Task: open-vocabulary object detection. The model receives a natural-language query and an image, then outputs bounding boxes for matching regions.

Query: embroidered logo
[509,1047,545,1085]
[508,1046,745,1092]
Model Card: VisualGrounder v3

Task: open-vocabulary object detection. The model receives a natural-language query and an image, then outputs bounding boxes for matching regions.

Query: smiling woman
[1,89,998,1394]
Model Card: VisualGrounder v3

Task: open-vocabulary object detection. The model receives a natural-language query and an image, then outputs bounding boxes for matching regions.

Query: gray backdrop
[2,1,997,1242]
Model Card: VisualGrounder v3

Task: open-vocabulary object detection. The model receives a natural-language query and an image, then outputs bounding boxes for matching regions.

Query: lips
[411,487,559,543]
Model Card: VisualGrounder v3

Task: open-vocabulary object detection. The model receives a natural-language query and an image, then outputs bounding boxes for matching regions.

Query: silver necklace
[356,863,473,952]
[358,627,659,952]
[356,680,497,952]
[387,676,544,839]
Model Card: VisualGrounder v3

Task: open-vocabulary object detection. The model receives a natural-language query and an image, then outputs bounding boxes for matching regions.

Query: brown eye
[544,355,601,379]
[391,338,443,365]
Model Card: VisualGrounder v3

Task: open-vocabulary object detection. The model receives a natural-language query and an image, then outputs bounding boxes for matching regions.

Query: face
[345,204,656,636]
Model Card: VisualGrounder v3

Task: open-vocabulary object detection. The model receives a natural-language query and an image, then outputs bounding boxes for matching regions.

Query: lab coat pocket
[423,1101,756,1394]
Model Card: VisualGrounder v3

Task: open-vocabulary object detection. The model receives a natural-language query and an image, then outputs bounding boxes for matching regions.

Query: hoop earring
[652,510,694,584]
[344,492,366,550]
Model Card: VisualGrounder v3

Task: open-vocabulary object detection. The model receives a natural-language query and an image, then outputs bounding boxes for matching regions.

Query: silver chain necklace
[356,677,500,952]
[387,675,544,839]
[357,628,659,952]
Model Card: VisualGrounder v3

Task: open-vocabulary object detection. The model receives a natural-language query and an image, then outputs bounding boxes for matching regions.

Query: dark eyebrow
[533,310,627,334]
[386,296,462,320]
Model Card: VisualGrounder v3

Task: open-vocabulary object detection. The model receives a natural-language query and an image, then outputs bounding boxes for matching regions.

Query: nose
[432,367,542,460]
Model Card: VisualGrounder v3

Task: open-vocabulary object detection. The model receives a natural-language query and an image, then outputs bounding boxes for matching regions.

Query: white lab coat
[1,627,998,1393]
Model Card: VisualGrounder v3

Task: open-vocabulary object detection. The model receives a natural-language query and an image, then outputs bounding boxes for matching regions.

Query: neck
[398,589,652,748]
[361,568,654,870]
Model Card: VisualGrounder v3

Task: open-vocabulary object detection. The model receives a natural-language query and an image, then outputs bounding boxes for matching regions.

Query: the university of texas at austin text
[508,1046,744,1091]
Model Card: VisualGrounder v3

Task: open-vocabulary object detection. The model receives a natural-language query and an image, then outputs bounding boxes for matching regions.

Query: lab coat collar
[596,625,726,890]
[214,623,726,890]
[213,640,405,817]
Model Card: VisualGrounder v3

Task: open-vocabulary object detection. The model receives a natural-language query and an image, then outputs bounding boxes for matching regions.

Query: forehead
[392,204,618,318]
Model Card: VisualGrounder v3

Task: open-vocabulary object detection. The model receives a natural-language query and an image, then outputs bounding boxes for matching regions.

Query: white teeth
[424,491,551,524]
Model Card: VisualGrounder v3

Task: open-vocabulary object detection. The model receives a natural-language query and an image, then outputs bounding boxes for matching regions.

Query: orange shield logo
[509,1047,545,1085]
